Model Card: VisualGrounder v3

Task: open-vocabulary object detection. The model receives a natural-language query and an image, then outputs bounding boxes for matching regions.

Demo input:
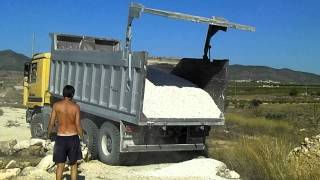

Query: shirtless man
[47,85,83,180]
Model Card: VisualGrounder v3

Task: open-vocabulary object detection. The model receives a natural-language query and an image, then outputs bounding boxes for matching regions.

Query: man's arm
[75,105,83,140]
[47,105,57,139]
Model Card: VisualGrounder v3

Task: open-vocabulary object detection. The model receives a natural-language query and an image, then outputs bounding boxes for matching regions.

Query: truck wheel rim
[102,134,112,155]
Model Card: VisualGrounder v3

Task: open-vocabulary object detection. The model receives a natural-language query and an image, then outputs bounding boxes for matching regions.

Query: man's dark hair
[63,85,75,98]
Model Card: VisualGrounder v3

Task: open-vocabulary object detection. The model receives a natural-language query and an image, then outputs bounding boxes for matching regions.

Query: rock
[225,170,240,179]
[316,151,320,157]
[13,140,31,151]
[18,161,32,169]
[30,138,46,147]
[15,144,45,157]
[29,145,46,156]
[217,165,240,179]
[5,160,17,169]
[0,168,21,180]
[82,147,90,161]
[46,150,53,155]
[47,165,57,173]
[304,137,310,143]
[3,160,35,170]
[299,128,306,132]
[19,166,53,179]
[302,146,309,154]
[36,155,54,170]
[44,141,54,151]
[20,166,37,176]
[289,134,320,160]
[0,139,17,155]
[5,120,20,127]
[293,147,300,152]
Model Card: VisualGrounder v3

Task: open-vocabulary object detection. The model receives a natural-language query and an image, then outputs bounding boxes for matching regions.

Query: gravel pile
[143,67,221,119]
[146,158,240,179]
[288,134,320,159]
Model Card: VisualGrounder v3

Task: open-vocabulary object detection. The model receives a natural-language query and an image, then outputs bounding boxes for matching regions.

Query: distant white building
[256,80,280,84]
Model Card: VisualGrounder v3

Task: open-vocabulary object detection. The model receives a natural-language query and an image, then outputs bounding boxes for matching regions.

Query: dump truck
[23,3,255,165]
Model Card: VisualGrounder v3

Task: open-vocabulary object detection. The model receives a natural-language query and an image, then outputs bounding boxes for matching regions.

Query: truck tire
[30,113,46,139]
[97,121,121,165]
[81,118,98,159]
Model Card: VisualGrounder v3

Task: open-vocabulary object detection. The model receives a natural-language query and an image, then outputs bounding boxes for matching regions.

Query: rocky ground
[0,107,241,180]
[288,134,320,159]
[0,138,241,180]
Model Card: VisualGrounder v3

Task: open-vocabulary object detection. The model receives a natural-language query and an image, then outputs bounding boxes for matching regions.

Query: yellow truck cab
[23,53,52,137]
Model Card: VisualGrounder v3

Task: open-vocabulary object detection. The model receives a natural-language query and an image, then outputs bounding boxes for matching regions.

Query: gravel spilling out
[146,158,237,179]
[143,67,221,119]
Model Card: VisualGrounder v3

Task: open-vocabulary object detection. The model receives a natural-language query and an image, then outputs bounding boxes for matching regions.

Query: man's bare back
[53,99,81,136]
[47,85,83,180]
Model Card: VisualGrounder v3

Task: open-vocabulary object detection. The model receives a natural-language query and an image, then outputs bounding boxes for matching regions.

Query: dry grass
[208,103,320,180]
[225,113,294,137]
[210,136,320,180]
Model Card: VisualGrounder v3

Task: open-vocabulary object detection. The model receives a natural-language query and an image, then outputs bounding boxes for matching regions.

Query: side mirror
[24,62,30,79]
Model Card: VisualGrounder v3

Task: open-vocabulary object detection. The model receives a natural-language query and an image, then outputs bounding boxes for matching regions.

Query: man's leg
[56,163,65,180]
[71,163,78,180]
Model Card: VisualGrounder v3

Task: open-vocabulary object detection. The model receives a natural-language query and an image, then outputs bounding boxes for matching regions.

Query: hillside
[149,57,320,85]
[0,49,30,71]
[229,64,320,85]
[0,50,319,85]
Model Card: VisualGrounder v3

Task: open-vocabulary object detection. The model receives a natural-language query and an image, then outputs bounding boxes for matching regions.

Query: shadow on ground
[134,151,204,166]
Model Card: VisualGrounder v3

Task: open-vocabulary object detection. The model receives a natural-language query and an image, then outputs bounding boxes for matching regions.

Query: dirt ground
[0,107,30,141]
[0,107,239,180]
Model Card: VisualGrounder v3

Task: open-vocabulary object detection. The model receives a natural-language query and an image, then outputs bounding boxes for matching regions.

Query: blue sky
[1,0,319,74]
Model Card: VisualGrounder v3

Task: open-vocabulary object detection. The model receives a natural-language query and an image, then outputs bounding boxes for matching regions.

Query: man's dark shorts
[53,135,82,165]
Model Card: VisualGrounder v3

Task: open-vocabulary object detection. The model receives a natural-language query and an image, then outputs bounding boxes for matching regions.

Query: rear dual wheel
[81,118,98,159]
[97,122,121,165]
[97,121,139,165]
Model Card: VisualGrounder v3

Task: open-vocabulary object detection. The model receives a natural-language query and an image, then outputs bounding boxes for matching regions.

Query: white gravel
[143,68,221,119]
[146,158,237,180]
[76,158,239,180]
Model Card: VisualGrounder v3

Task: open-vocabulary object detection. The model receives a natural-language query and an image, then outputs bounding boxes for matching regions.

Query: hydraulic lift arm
[125,3,255,60]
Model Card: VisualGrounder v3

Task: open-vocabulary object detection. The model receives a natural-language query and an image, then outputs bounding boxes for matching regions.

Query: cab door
[27,59,44,107]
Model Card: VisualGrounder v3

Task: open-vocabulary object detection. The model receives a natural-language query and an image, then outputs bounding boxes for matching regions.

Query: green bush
[249,99,262,108]
[265,112,287,120]
[289,89,298,96]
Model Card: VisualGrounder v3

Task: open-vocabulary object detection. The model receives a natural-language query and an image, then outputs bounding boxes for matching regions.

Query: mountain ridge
[0,50,319,85]
[0,49,30,71]
[228,64,320,85]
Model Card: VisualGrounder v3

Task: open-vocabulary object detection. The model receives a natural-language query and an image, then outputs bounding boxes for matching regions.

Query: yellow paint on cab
[23,53,51,108]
